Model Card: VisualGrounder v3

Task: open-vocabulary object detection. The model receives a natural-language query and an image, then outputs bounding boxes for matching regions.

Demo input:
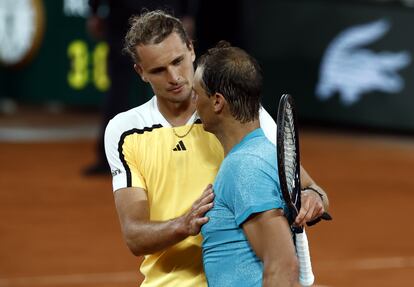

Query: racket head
[276,94,302,225]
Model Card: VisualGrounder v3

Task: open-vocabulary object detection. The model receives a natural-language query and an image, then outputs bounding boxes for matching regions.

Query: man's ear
[134,64,147,82]
[213,92,226,114]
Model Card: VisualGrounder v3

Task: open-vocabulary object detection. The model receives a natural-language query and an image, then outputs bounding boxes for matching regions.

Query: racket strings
[278,95,315,287]
[283,103,298,207]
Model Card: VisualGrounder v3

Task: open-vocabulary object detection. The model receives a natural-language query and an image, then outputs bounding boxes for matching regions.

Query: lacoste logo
[173,140,187,151]
[316,19,411,105]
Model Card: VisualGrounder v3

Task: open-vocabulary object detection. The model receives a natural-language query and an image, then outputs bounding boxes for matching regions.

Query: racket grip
[296,230,315,286]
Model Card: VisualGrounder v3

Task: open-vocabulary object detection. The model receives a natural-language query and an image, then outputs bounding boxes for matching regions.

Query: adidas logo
[173,140,187,151]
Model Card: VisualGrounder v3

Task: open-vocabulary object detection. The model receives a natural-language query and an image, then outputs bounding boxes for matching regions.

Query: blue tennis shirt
[201,128,287,287]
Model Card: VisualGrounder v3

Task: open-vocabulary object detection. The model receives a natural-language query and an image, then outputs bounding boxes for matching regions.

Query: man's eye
[173,58,183,65]
[151,68,164,74]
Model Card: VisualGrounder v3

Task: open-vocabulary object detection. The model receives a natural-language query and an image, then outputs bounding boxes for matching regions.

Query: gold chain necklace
[172,121,196,138]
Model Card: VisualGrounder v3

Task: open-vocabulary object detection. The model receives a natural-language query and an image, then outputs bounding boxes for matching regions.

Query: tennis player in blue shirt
[193,41,321,286]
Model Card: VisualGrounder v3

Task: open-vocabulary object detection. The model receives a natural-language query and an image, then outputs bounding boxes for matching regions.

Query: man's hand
[114,185,214,256]
[298,166,330,227]
[294,189,325,227]
[179,184,214,236]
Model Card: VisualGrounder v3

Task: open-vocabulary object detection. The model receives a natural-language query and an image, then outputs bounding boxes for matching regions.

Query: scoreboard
[0,0,147,107]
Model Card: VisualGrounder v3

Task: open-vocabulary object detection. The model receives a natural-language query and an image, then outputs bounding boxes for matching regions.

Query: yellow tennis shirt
[104,96,223,287]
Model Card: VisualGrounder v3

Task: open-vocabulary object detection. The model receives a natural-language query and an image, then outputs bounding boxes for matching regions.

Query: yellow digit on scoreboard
[67,40,110,92]
[67,40,89,90]
[93,42,111,92]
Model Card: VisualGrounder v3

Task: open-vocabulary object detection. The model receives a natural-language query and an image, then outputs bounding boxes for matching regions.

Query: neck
[214,119,260,156]
[157,97,196,126]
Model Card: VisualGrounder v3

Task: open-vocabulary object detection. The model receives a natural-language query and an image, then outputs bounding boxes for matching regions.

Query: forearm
[122,216,189,256]
[115,185,213,256]
[300,165,329,211]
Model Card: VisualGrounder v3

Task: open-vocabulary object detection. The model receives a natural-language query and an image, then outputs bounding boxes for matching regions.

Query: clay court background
[1,112,414,287]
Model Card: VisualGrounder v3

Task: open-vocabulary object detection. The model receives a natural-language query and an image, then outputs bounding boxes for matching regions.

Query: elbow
[123,227,146,257]
[126,241,144,257]
[125,236,146,257]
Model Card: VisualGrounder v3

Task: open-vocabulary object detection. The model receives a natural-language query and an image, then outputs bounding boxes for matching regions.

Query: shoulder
[105,96,164,140]
[237,134,275,158]
[225,138,275,175]
[104,97,165,153]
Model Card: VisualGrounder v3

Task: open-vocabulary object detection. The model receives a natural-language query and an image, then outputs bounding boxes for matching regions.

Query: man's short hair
[197,41,263,123]
[123,10,192,63]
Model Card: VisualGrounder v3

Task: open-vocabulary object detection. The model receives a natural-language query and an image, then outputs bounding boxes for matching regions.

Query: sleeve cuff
[235,202,284,226]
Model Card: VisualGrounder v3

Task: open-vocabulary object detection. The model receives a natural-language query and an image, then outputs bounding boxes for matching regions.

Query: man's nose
[167,66,180,84]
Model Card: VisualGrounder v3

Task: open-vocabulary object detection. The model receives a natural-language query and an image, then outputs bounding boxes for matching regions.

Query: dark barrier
[243,0,414,132]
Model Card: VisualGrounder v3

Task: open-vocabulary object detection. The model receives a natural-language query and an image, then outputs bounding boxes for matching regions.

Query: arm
[243,209,299,287]
[259,106,330,226]
[103,118,214,255]
[296,166,330,226]
[114,184,214,256]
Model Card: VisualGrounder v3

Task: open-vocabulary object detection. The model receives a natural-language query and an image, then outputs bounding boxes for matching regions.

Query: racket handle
[296,230,315,286]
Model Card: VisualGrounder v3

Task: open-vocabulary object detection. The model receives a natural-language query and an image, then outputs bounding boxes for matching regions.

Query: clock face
[0,0,44,66]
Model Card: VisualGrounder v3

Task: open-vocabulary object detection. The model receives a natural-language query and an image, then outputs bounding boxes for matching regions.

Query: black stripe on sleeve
[117,124,163,187]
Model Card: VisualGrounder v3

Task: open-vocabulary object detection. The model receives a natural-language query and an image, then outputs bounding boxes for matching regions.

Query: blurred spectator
[84,0,195,176]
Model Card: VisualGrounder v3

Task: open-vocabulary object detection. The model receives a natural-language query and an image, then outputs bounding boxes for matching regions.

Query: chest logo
[173,140,187,151]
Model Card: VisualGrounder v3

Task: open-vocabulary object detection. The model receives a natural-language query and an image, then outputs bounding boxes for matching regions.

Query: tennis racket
[276,94,330,286]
